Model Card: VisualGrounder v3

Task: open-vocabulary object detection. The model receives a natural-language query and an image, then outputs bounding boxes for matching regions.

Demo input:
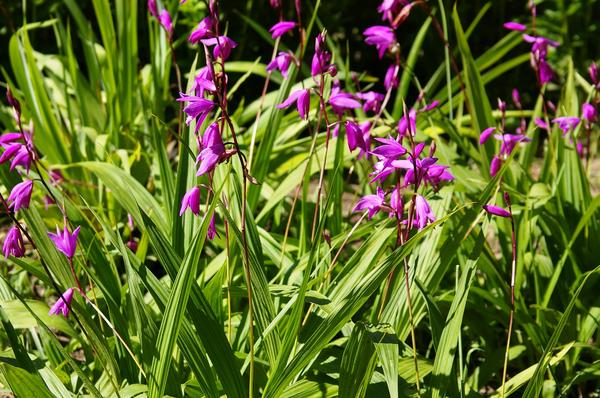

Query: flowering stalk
[500,192,517,398]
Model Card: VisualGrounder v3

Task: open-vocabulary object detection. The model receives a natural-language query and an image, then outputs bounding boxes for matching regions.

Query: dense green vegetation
[0,0,598,396]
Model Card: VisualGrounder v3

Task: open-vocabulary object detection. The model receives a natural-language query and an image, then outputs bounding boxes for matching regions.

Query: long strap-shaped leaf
[429,228,485,398]
[148,198,218,398]
[522,265,600,397]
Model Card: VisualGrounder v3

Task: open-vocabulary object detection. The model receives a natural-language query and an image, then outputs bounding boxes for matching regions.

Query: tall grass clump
[0,0,598,396]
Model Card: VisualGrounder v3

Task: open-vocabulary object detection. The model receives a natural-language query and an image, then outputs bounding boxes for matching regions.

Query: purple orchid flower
[483,204,511,218]
[147,0,158,17]
[48,225,80,259]
[328,89,361,117]
[389,188,403,219]
[589,62,599,88]
[398,108,417,137]
[180,186,202,216]
[357,122,372,159]
[495,133,531,156]
[384,64,400,91]
[353,187,386,219]
[356,91,385,113]
[364,25,396,58]
[266,52,294,78]
[201,36,238,60]
[7,180,33,212]
[378,0,412,27]
[3,226,25,258]
[192,67,217,97]
[197,123,225,176]
[490,155,502,177]
[207,214,217,240]
[158,10,173,39]
[189,17,215,43]
[269,21,296,39]
[48,288,75,317]
[345,121,367,153]
[503,22,527,31]
[582,103,597,124]
[414,195,435,230]
[177,93,215,130]
[278,89,311,120]
[512,89,522,108]
[534,117,549,130]
[311,33,334,77]
[480,127,496,144]
[552,116,580,136]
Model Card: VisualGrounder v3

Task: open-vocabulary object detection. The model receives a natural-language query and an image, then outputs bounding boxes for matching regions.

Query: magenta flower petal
[158,10,173,39]
[269,21,296,39]
[354,187,386,219]
[49,288,75,317]
[483,204,511,218]
[503,22,527,31]
[364,25,396,58]
[3,226,25,258]
[7,180,33,212]
[480,127,496,145]
[414,195,435,230]
[189,17,215,43]
[179,186,202,216]
[196,123,225,176]
[48,225,80,259]
[490,156,502,177]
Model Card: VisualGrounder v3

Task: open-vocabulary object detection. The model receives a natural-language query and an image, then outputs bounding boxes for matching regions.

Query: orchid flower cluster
[348,1,453,232]
[1,89,83,317]
[480,96,532,176]
[176,1,242,240]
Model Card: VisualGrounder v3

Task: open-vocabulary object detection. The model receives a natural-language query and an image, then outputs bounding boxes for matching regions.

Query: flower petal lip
[49,288,75,317]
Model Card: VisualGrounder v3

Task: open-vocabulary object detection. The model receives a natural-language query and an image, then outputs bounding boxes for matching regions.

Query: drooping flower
[311,33,334,77]
[179,186,202,216]
[207,214,217,240]
[353,187,386,219]
[413,194,435,230]
[384,64,400,91]
[356,91,385,113]
[201,36,238,60]
[534,117,549,130]
[483,204,511,218]
[269,21,296,39]
[389,188,403,218]
[177,93,215,129]
[48,225,80,259]
[357,122,373,159]
[158,9,173,39]
[398,108,417,137]
[589,62,599,88]
[278,89,311,120]
[189,17,215,43]
[196,123,225,176]
[345,121,367,153]
[490,155,502,177]
[147,0,158,17]
[3,226,25,258]
[479,127,496,145]
[266,52,294,78]
[552,116,580,136]
[48,288,75,317]
[503,22,527,31]
[364,26,396,58]
[512,89,522,108]
[582,103,597,124]
[378,0,413,27]
[7,180,33,212]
